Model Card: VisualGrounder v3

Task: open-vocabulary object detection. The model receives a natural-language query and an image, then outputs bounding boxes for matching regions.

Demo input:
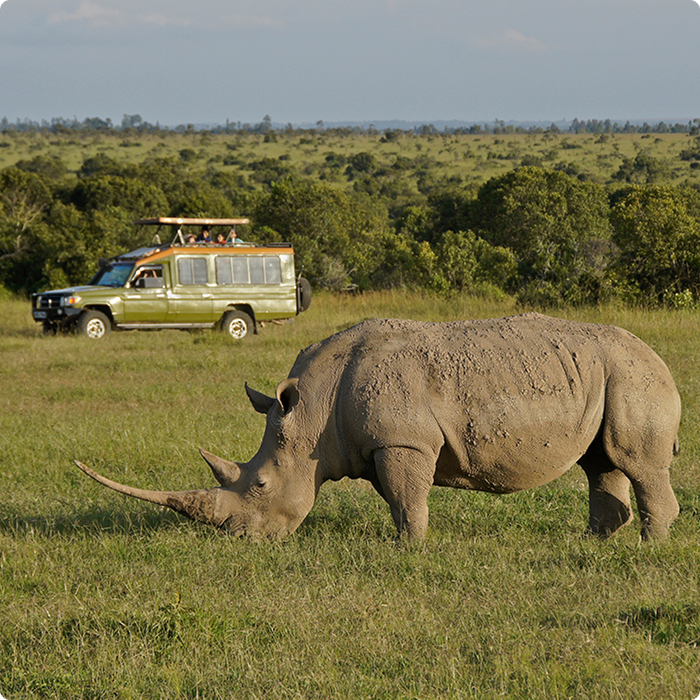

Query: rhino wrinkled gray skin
[76,313,682,541]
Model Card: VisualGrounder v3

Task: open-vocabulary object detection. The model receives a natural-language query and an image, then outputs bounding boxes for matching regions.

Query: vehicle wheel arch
[82,304,115,325]
[221,304,257,332]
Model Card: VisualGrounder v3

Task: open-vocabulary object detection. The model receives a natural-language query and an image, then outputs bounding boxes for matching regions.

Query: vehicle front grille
[34,294,63,310]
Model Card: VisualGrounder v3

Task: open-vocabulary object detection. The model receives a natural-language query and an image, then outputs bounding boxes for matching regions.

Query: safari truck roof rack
[134,217,252,247]
[116,247,164,261]
[96,246,163,270]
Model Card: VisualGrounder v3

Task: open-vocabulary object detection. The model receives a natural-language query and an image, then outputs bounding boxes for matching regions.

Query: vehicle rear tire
[220,310,253,340]
[297,277,312,313]
[76,310,111,339]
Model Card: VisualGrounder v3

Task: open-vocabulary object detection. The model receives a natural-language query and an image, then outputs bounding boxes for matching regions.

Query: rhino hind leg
[628,470,679,541]
[597,374,681,541]
[372,446,435,540]
[581,430,679,541]
[580,454,634,538]
[579,436,633,537]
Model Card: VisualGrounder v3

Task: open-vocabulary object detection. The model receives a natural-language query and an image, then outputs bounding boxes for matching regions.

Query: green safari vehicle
[31,217,312,339]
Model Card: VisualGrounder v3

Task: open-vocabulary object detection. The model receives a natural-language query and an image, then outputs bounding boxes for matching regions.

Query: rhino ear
[276,378,300,415]
[245,383,276,414]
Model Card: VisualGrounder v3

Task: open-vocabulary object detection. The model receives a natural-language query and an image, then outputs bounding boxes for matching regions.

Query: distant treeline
[2,114,700,137]
[2,138,700,309]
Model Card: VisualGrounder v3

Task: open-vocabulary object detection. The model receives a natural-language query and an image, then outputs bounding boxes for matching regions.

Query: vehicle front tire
[76,310,111,339]
[220,310,253,340]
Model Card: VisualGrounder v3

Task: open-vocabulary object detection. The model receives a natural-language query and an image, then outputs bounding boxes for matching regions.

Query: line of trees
[2,115,700,137]
[2,151,700,308]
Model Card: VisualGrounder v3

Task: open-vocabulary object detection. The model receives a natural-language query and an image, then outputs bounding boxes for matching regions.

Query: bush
[612,152,669,184]
[611,185,700,304]
[433,230,516,293]
[469,167,613,305]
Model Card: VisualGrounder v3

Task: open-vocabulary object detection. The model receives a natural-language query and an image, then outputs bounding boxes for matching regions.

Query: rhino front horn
[74,461,229,528]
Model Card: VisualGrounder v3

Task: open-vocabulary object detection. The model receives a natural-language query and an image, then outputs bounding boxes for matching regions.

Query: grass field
[1,292,699,699]
[2,129,700,191]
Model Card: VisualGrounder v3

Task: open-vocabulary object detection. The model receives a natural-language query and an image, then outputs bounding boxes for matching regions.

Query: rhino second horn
[74,461,227,528]
[199,449,241,487]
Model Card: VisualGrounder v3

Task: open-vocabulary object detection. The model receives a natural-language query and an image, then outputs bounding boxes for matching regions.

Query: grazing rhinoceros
[76,313,681,541]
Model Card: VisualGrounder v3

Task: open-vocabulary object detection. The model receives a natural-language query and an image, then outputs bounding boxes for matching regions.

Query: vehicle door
[122,264,168,322]
[167,255,214,322]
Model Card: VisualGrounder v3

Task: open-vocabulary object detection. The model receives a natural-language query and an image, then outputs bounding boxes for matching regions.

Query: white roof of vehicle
[134,217,250,226]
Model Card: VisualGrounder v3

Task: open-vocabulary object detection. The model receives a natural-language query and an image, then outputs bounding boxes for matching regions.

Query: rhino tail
[673,437,680,456]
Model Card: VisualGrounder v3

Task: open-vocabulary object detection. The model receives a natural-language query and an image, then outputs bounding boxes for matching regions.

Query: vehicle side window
[215,256,282,285]
[249,258,264,284]
[215,257,233,285]
[178,257,208,285]
[232,258,249,284]
[264,257,282,284]
[131,265,164,288]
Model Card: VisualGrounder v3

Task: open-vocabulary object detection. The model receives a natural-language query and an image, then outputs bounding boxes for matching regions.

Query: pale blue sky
[0,0,699,126]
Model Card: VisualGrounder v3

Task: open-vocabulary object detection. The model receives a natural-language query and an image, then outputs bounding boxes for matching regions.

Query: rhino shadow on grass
[0,503,185,538]
[76,314,682,542]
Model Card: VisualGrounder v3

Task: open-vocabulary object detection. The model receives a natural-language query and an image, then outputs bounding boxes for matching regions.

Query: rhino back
[307,314,678,492]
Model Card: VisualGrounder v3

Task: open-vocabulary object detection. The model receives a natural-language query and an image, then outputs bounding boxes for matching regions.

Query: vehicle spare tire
[297,277,312,313]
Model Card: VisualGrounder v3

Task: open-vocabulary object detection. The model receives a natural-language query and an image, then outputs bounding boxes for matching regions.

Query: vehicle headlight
[62,295,82,306]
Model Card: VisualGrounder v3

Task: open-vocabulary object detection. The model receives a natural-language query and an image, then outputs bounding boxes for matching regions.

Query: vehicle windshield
[89,262,135,287]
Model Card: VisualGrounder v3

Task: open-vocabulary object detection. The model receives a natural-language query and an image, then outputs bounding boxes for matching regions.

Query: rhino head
[75,378,320,539]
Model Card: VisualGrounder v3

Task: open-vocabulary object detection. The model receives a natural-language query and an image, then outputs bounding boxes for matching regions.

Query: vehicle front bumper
[32,307,83,324]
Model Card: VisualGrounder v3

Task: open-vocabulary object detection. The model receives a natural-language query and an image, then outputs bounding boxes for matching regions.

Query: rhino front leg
[373,446,435,540]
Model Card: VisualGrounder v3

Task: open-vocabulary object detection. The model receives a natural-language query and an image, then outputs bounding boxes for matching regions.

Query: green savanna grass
[2,129,700,191]
[1,292,699,699]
